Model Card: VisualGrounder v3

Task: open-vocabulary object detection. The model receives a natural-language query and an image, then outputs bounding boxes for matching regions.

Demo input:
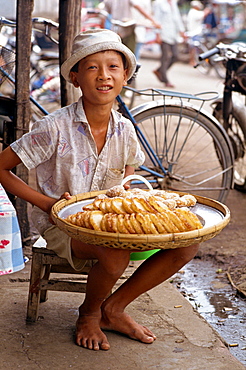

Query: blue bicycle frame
[116,94,167,181]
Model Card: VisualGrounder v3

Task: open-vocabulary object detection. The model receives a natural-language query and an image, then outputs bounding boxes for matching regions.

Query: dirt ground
[194,188,246,298]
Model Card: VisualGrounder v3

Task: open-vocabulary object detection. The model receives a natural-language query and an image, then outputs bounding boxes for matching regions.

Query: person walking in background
[186,0,211,65]
[131,0,155,60]
[153,0,185,88]
[103,0,160,54]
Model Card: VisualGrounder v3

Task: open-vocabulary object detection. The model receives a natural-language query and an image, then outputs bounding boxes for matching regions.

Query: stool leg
[40,264,51,302]
[26,251,44,322]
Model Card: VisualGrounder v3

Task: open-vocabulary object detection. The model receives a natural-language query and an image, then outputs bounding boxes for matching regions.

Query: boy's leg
[101,244,199,342]
[71,239,131,350]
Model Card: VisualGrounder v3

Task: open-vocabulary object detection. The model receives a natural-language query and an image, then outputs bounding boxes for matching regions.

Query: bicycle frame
[116,94,167,179]
[0,16,58,117]
[0,66,49,116]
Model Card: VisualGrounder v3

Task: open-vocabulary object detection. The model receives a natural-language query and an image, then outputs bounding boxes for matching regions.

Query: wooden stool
[26,246,94,322]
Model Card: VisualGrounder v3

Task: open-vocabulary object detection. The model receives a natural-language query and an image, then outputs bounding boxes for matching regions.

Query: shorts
[43,225,88,272]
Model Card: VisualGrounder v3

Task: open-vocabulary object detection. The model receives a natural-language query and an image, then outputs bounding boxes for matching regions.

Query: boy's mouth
[97,86,112,91]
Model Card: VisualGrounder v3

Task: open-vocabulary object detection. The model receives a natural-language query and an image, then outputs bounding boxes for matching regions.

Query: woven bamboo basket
[51,189,230,251]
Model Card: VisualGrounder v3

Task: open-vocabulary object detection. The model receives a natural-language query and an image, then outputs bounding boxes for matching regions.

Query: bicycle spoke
[134,103,233,202]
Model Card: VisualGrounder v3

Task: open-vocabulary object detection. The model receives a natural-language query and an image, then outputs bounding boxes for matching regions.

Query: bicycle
[116,87,234,203]
[0,16,60,108]
[0,18,234,203]
[29,17,60,105]
[186,30,225,79]
[198,42,246,192]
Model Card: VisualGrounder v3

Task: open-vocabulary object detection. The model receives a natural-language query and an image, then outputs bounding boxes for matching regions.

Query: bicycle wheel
[30,62,60,104]
[212,99,246,192]
[193,43,211,76]
[132,102,234,203]
[211,55,226,79]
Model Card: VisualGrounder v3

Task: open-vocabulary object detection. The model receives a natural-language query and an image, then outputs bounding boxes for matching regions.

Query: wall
[1,0,59,20]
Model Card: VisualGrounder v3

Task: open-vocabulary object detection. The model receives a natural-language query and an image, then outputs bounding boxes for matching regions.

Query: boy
[0,29,199,351]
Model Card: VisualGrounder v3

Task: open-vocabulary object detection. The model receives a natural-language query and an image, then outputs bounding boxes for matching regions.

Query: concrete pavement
[0,260,245,370]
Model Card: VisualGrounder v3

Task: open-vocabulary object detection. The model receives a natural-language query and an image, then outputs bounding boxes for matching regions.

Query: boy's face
[70,50,128,107]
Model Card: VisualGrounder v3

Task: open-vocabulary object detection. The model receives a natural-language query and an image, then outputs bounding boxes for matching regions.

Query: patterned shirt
[11,97,144,234]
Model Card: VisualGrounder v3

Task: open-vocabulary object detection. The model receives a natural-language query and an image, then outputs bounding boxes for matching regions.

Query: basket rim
[51,190,231,246]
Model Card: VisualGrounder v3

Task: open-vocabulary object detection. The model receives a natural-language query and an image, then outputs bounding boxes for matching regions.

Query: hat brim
[61,41,136,83]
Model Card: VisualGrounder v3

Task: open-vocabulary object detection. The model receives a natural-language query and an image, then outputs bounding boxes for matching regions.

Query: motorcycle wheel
[212,98,246,193]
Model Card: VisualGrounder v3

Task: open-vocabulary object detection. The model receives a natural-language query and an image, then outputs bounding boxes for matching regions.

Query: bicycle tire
[211,56,226,79]
[30,62,60,104]
[212,99,246,192]
[132,102,234,203]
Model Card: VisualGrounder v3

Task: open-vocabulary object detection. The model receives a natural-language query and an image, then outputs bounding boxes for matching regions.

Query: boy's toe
[100,341,110,351]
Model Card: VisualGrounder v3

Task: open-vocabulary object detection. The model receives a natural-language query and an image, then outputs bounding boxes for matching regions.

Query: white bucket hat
[61,29,137,83]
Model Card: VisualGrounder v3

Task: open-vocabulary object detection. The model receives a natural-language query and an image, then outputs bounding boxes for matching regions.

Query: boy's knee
[101,249,130,277]
[177,243,199,264]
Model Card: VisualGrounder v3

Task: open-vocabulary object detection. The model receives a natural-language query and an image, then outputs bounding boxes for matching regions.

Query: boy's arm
[123,165,135,190]
[124,165,134,178]
[0,146,57,215]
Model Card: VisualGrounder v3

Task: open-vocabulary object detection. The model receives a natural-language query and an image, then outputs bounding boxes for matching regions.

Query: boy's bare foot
[101,307,156,344]
[76,312,110,351]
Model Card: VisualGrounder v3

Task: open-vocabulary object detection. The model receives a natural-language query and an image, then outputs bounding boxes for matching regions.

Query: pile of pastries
[65,185,203,234]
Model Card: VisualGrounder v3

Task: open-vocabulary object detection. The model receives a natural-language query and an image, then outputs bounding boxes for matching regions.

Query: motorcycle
[198,42,246,192]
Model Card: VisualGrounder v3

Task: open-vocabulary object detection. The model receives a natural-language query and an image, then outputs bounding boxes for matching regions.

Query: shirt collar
[74,96,123,127]
[74,97,88,123]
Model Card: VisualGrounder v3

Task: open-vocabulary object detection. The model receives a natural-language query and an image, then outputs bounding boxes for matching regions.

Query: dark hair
[71,61,79,73]
[70,51,127,74]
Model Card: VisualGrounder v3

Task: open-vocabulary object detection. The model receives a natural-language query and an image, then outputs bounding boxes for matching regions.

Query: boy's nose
[97,68,111,80]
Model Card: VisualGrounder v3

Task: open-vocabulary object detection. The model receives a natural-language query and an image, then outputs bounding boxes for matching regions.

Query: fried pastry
[89,211,104,231]
[130,213,144,234]
[111,198,126,214]
[66,208,202,234]
[106,185,127,198]
[66,187,203,234]
[123,214,136,234]
[176,194,197,207]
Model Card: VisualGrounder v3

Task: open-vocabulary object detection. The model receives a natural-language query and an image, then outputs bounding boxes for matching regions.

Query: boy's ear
[123,69,128,86]
[70,71,80,88]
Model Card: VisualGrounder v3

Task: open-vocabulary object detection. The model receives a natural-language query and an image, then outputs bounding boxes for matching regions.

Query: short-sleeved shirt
[11,97,145,234]
[153,0,185,45]
[103,0,139,39]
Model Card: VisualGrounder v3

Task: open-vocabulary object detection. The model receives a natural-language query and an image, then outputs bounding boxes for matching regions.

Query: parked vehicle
[199,42,246,192]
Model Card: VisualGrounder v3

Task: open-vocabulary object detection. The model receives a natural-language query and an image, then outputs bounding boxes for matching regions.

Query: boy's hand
[48,192,72,225]
[59,192,72,201]
[123,183,131,190]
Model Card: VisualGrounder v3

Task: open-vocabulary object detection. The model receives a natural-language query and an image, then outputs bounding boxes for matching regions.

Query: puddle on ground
[171,258,246,366]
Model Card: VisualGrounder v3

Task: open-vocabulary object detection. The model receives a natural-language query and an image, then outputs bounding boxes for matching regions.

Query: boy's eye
[110,64,119,69]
